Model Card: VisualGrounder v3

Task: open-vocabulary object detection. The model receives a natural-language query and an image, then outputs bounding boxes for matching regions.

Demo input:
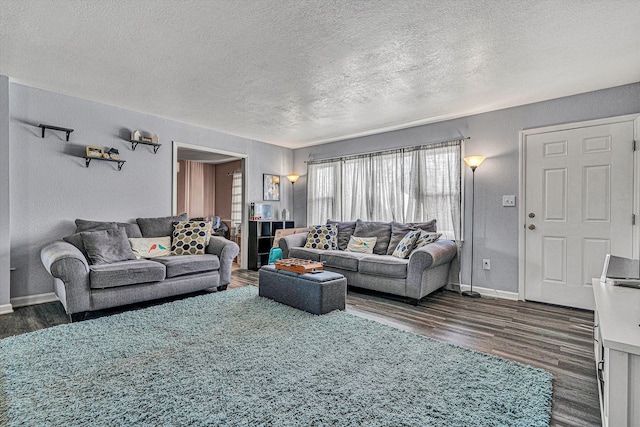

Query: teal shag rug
[0,287,552,426]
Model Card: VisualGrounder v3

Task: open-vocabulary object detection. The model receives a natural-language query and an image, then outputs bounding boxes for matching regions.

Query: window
[307,140,461,240]
[231,170,243,228]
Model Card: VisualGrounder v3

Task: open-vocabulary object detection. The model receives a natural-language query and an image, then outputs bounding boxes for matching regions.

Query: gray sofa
[40,215,239,321]
[278,219,457,304]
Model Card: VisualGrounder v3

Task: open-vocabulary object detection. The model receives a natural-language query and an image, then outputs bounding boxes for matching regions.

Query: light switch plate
[502,195,516,207]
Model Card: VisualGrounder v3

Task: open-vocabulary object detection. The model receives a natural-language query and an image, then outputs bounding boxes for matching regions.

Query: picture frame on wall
[263,174,280,201]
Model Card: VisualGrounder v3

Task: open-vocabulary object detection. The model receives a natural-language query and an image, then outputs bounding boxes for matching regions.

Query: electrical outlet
[502,195,516,207]
[482,259,491,270]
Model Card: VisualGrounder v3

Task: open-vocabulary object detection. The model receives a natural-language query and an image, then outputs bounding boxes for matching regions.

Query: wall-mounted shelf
[84,156,125,171]
[130,139,161,153]
[39,124,74,141]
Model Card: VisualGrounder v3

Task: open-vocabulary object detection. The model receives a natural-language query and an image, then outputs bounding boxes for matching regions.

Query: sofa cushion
[136,213,188,238]
[353,220,392,255]
[89,259,166,289]
[346,236,377,254]
[81,228,137,265]
[387,222,416,254]
[304,224,338,250]
[289,247,325,261]
[408,220,437,233]
[153,254,220,278]
[359,255,409,279]
[321,251,369,272]
[75,219,143,239]
[129,237,172,258]
[391,229,421,259]
[326,220,357,250]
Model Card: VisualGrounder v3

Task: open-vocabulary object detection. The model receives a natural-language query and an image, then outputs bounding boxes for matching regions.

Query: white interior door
[524,121,635,310]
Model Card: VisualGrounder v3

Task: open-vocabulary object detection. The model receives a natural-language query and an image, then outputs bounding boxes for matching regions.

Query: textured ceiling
[1,1,639,148]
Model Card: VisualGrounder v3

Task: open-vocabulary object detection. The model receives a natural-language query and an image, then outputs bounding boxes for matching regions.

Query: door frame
[172,141,249,269]
[518,113,640,302]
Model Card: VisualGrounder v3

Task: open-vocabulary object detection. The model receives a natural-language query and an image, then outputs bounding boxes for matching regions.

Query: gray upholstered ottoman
[259,264,347,314]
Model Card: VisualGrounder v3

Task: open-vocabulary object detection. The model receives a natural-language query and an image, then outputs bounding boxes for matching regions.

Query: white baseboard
[10,292,58,308]
[447,283,519,301]
[0,303,13,315]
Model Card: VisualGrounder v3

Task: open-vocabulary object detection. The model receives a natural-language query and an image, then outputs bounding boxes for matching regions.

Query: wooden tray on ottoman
[275,258,323,274]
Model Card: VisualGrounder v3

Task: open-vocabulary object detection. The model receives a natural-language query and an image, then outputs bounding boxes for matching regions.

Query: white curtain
[231,170,242,227]
[306,140,461,241]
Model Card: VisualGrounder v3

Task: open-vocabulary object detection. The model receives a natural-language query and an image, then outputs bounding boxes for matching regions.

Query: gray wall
[293,82,640,294]
[0,77,10,310]
[8,81,293,299]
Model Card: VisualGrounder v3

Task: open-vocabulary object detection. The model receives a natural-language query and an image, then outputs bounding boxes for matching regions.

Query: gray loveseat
[41,215,239,321]
[278,219,457,304]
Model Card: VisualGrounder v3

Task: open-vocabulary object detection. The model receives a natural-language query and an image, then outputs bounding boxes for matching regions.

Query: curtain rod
[306,136,469,165]
[227,169,242,176]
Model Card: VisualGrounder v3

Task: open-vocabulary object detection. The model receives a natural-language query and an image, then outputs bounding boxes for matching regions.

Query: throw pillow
[346,236,377,254]
[304,225,338,250]
[413,230,442,250]
[173,220,213,244]
[136,213,188,238]
[81,228,137,265]
[352,220,392,255]
[171,221,213,255]
[64,223,119,258]
[129,237,172,258]
[391,229,422,259]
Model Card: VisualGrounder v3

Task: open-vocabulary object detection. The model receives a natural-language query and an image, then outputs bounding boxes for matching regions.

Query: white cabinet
[592,278,640,427]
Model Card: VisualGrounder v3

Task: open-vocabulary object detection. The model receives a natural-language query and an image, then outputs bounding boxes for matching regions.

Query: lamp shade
[464,155,485,170]
[287,174,300,184]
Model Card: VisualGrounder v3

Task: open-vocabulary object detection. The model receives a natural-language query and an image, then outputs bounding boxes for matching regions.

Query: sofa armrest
[408,240,457,270]
[40,240,91,314]
[206,237,239,286]
[278,232,308,258]
[406,240,457,300]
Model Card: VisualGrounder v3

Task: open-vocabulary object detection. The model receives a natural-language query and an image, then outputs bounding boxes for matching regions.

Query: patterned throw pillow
[391,229,421,259]
[304,225,338,250]
[346,236,377,254]
[413,230,442,250]
[129,237,172,258]
[171,221,213,255]
[174,220,213,244]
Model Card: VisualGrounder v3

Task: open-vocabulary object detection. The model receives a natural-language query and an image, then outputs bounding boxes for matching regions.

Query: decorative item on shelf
[102,152,110,159]
[250,202,273,220]
[463,154,486,298]
[86,146,104,158]
[107,148,120,160]
[282,209,289,221]
[130,129,161,153]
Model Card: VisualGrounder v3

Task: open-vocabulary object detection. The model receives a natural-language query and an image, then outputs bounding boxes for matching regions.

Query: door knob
[528,224,536,230]
[528,213,535,218]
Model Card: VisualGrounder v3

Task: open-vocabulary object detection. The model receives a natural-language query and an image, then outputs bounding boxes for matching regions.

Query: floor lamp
[287,173,299,222]
[463,155,485,298]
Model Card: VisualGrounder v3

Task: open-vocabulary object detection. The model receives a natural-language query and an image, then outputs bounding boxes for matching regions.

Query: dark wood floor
[0,269,600,427]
